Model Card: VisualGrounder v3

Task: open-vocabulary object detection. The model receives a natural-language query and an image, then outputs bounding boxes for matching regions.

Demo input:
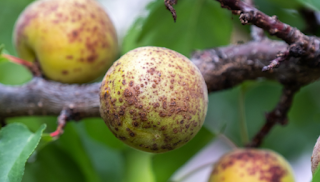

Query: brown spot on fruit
[66,55,73,59]
[133,122,139,127]
[159,111,167,117]
[153,102,160,108]
[124,89,132,97]
[62,70,68,75]
[87,54,97,62]
[173,128,178,133]
[163,101,167,109]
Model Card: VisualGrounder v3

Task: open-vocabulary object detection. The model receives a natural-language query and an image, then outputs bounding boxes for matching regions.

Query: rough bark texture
[192,40,320,92]
[0,78,100,118]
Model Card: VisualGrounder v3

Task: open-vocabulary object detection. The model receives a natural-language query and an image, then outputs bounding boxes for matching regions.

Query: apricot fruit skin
[99,46,208,153]
[14,0,118,83]
[208,149,295,182]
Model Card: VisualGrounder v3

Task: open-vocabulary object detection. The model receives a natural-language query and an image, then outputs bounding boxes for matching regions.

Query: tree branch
[164,0,320,71]
[246,85,300,148]
[0,78,100,118]
[191,39,320,92]
[1,40,320,119]
[215,0,320,71]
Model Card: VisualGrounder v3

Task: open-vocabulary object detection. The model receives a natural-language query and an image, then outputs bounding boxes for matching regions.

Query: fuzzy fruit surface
[209,149,295,182]
[99,47,208,153]
[14,0,118,83]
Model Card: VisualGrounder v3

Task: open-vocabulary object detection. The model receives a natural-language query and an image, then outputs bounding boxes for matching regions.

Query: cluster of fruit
[10,0,320,181]
[14,0,208,154]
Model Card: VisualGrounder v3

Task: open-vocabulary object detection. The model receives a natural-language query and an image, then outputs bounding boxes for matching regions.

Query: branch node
[239,12,253,25]
[50,108,75,138]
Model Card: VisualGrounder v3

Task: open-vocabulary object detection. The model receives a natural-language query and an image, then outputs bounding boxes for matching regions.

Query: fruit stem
[50,109,72,138]
[1,54,41,77]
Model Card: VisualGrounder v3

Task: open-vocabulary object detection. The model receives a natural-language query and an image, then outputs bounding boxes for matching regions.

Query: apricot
[13,0,118,83]
[99,46,208,153]
[208,149,295,182]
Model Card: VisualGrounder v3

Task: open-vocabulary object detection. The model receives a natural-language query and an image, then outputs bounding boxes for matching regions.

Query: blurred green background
[1,0,320,181]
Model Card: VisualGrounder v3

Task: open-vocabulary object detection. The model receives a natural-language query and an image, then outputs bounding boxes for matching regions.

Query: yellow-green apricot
[208,149,295,182]
[14,0,118,83]
[99,47,208,153]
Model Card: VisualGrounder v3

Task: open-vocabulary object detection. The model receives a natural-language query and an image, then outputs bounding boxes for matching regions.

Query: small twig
[215,0,320,71]
[262,50,289,71]
[246,85,300,148]
[1,54,42,77]
[164,0,178,22]
[50,108,76,138]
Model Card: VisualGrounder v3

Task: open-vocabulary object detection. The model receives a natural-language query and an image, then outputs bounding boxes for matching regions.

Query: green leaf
[297,0,320,11]
[122,0,232,56]
[0,44,4,54]
[152,127,214,182]
[0,47,9,63]
[75,122,125,182]
[83,118,126,150]
[261,0,301,9]
[23,122,125,182]
[22,139,88,182]
[0,0,35,55]
[36,133,54,151]
[23,123,101,182]
[312,165,320,182]
[0,123,46,182]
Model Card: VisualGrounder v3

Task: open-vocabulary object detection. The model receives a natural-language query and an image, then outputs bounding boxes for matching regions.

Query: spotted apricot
[99,46,208,153]
[208,149,295,182]
[14,0,118,83]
